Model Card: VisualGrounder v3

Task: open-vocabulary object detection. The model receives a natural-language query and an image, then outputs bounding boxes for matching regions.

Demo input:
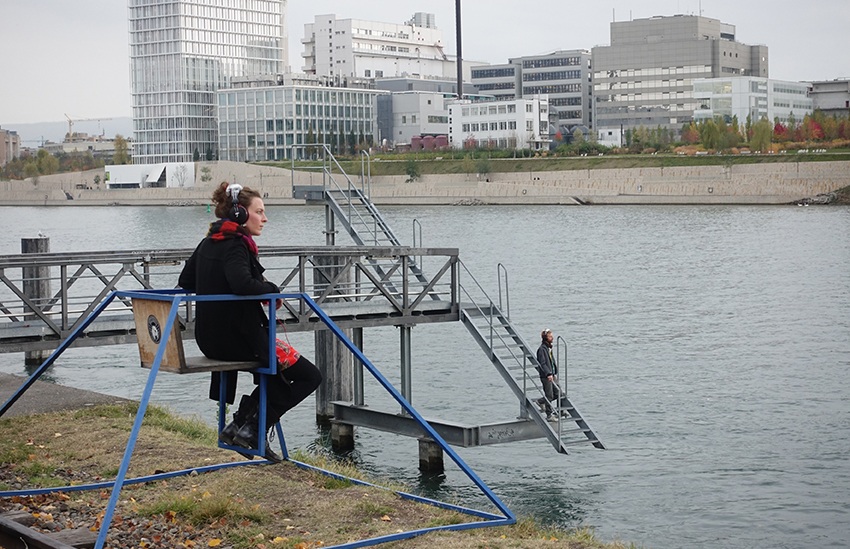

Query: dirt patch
[0,404,637,549]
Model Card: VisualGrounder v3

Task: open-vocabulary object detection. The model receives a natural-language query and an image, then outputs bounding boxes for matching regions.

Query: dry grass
[0,403,644,548]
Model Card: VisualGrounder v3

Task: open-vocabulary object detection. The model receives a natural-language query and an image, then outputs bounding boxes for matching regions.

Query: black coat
[178,232,278,403]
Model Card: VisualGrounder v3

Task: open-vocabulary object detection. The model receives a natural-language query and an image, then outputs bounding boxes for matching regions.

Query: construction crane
[64,114,112,141]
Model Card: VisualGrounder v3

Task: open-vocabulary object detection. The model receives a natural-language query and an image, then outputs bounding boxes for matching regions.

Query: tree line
[1,135,130,181]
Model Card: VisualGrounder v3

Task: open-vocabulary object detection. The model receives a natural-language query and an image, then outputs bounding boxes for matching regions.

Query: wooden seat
[132,298,263,374]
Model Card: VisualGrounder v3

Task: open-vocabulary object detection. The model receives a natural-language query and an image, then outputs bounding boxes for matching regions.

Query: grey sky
[0,0,847,125]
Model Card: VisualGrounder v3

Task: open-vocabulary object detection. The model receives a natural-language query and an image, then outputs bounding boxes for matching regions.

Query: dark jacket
[178,230,278,403]
[536,342,557,379]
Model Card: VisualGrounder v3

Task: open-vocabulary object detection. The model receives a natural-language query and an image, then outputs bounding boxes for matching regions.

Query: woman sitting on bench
[179,182,322,462]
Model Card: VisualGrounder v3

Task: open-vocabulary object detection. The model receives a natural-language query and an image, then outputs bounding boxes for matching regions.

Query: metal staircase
[299,146,604,454]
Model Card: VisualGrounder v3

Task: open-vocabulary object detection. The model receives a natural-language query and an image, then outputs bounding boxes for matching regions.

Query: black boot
[219,395,256,460]
[233,402,283,463]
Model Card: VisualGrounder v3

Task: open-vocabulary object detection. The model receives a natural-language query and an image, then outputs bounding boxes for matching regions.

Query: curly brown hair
[211,182,262,221]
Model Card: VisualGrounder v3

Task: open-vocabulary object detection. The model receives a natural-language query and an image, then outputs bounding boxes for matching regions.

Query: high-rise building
[129,0,288,164]
[301,13,485,82]
[592,14,768,135]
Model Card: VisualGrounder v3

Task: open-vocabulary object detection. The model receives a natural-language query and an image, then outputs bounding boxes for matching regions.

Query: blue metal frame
[0,289,515,549]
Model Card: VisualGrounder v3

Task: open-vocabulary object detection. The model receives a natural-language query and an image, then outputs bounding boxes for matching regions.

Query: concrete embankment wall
[1,160,847,206]
[367,161,850,205]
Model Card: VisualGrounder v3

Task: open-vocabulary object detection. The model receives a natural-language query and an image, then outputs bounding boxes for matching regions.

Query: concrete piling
[21,237,50,366]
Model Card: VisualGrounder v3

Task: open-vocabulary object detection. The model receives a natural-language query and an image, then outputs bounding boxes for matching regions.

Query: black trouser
[538,376,567,414]
[249,355,323,422]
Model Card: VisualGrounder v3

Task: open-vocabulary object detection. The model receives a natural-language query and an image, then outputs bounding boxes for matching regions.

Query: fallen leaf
[202,491,211,498]
[286,525,295,530]
[272,537,287,544]
[380,515,391,522]
[240,520,251,527]
[28,454,35,461]
[165,510,177,522]
[54,433,62,438]
[208,540,221,547]
[26,438,34,445]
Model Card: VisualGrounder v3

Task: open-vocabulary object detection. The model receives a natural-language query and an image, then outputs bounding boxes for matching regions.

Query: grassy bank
[268,151,850,178]
[0,403,644,549]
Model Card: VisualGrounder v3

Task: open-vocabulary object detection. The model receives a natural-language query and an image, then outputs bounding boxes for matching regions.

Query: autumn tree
[113,135,130,164]
[750,118,772,152]
[36,149,59,175]
[682,122,700,144]
[698,120,720,150]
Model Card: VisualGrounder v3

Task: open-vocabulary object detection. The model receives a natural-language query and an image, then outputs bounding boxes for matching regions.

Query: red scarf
[207,219,258,256]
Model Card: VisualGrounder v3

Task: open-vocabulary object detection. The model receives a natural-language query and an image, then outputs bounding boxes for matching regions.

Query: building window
[364,69,370,77]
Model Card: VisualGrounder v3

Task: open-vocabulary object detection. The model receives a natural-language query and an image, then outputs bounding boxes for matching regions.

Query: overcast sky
[1,0,847,125]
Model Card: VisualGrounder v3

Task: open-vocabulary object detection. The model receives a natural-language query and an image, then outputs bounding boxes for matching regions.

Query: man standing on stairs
[536,329,568,421]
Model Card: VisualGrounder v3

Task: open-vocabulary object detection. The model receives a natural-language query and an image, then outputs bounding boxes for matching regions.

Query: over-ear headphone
[226,184,247,224]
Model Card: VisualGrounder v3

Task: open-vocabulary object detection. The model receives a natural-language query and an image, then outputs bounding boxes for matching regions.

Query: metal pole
[455,0,463,100]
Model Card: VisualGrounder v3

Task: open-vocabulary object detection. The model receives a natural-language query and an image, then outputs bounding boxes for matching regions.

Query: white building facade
[129,0,288,164]
[693,77,812,125]
[301,13,484,82]
[448,97,550,150]
[216,77,386,161]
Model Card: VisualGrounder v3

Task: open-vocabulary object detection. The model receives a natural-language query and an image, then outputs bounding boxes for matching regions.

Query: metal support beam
[400,325,412,413]
[332,402,549,447]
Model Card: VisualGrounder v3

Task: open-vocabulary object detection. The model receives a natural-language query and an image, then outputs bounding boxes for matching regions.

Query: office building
[693,77,812,125]
[129,0,288,164]
[592,15,768,135]
[448,97,550,151]
[301,13,485,82]
[216,74,386,161]
[809,79,850,118]
[471,50,592,131]
[374,77,484,147]
[1,128,21,166]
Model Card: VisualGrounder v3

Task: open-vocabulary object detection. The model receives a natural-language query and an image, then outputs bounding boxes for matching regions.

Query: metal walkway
[301,145,605,454]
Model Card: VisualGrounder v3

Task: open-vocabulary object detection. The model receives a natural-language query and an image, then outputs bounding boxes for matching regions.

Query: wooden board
[131,298,186,373]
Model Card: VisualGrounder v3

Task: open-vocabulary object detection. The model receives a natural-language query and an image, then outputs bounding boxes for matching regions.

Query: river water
[1,204,849,549]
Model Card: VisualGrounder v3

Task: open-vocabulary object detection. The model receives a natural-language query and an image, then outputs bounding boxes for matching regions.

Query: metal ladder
[457,263,605,453]
[308,148,604,453]
[308,146,434,299]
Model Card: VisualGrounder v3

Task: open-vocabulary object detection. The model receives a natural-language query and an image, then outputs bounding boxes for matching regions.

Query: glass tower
[129,0,288,164]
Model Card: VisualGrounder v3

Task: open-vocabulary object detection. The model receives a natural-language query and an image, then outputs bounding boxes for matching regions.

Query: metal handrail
[456,260,540,400]
[412,219,422,270]
[556,335,569,399]
[497,263,510,320]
